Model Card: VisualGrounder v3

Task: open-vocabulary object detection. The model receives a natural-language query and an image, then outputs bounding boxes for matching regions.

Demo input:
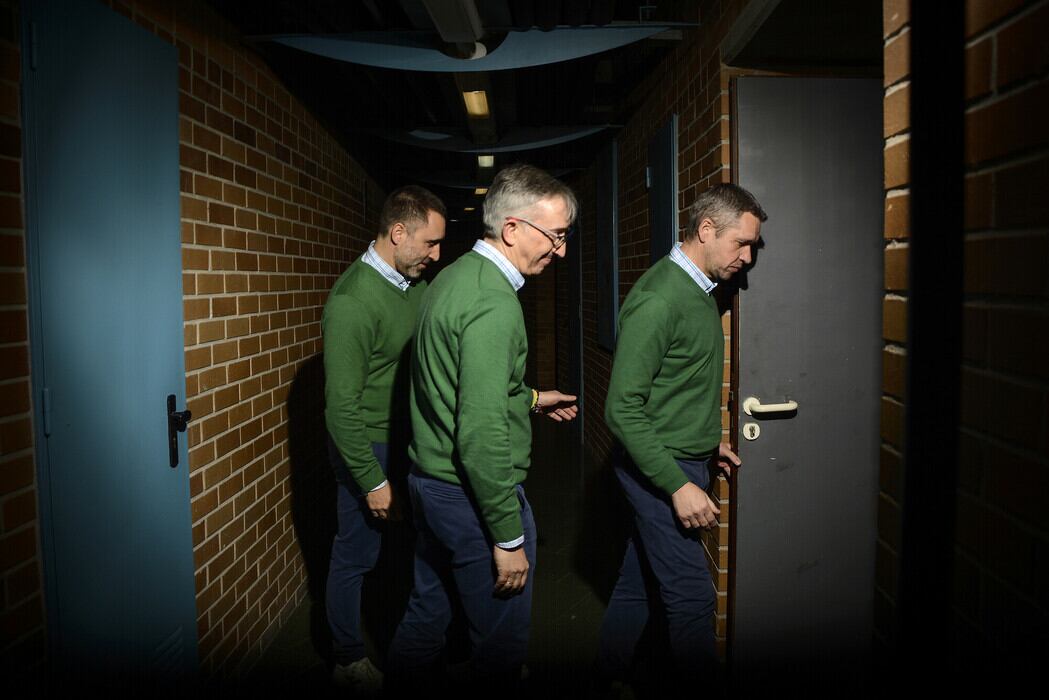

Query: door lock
[743,422,760,441]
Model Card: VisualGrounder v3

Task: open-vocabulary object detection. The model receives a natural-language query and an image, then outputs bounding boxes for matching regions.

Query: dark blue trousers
[325,439,388,665]
[597,455,718,682]
[386,470,536,689]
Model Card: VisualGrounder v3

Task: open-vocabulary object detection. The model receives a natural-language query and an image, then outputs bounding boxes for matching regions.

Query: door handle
[167,394,192,468]
[742,396,798,416]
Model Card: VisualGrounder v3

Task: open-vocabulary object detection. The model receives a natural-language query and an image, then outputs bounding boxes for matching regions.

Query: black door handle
[167,394,192,468]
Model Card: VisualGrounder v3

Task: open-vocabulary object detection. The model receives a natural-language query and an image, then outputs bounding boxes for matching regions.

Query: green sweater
[605,255,725,495]
[322,257,425,491]
[409,251,534,544]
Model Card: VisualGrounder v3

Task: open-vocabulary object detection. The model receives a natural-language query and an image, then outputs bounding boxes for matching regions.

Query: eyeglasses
[505,216,572,251]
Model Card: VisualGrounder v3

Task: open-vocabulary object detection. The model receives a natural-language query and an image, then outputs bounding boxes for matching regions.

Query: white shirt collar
[361,241,411,291]
[669,242,717,294]
[472,239,525,292]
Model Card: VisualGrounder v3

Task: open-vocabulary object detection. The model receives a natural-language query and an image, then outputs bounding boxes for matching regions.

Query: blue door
[22,0,198,684]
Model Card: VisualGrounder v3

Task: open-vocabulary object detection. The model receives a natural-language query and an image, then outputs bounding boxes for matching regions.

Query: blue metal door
[22,0,198,683]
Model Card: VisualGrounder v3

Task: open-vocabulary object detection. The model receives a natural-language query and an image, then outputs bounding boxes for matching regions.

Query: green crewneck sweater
[605,255,725,495]
[409,251,534,545]
[322,257,426,491]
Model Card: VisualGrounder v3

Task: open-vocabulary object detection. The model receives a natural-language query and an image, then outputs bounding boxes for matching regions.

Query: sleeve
[455,294,525,545]
[604,292,689,496]
[323,294,386,492]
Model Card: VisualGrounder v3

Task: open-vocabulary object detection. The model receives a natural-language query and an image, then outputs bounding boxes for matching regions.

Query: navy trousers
[386,470,536,690]
[325,439,389,665]
[597,454,718,682]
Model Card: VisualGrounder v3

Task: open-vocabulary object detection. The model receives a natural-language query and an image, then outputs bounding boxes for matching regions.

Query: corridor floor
[240,419,628,697]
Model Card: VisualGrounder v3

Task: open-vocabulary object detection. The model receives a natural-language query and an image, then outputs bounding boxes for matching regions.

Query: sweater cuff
[495,534,525,549]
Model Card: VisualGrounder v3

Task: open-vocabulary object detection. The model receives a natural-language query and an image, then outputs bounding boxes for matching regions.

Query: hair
[481,164,578,239]
[684,183,768,241]
[378,185,446,237]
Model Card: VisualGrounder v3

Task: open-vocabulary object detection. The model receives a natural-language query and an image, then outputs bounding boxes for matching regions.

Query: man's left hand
[536,390,578,422]
[717,442,741,477]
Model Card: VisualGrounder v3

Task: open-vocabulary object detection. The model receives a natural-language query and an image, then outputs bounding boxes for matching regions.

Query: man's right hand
[670,481,720,530]
[493,546,529,595]
[365,482,394,521]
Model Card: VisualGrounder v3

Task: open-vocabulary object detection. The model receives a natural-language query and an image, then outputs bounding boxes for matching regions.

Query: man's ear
[500,219,517,247]
[696,217,716,243]
[389,222,407,245]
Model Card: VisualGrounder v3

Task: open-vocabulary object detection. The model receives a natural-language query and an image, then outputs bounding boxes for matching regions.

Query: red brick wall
[565,0,754,656]
[0,0,44,673]
[142,0,381,674]
[876,0,1049,655]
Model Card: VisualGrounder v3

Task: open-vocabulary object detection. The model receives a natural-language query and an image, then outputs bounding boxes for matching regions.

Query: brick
[964,233,1048,297]
[883,0,909,38]
[208,203,235,226]
[0,157,21,193]
[997,3,1049,88]
[212,296,237,317]
[194,174,223,200]
[995,157,1049,228]
[965,172,993,230]
[6,560,40,604]
[196,273,224,295]
[183,247,209,270]
[2,489,36,530]
[965,0,1026,38]
[883,31,910,87]
[966,82,1049,166]
[884,139,909,190]
[884,246,909,291]
[965,39,992,102]
[881,397,904,449]
[0,454,34,495]
[881,298,906,344]
[985,307,1049,379]
[0,526,36,570]
[883,84,909,138]
[198,320,225,343]
[961,368,1044,447]
[0,270,25,304]
[185,346,211,371]
[0,233,25,267]
[0,194,22,227]
[0,417,31,455]
[184,298,210,321]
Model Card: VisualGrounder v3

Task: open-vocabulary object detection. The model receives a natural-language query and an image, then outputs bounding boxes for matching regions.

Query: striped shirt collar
[361,241,411,291]
[472,239,525,292]
[669,242,717,295]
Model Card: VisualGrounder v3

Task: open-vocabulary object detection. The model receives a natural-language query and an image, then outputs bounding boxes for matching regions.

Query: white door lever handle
[742,396,799,416]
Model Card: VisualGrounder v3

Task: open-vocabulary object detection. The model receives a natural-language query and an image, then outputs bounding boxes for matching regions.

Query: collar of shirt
[472,239,525,292]
[669,242,717,295]
[361,241,411,291]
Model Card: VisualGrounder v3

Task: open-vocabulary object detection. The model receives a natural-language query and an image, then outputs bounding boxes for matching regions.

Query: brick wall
[0,0,43,674]
[876,0,1049,656]
[874,0,910,649]
[142,0,382,674]
[564,0,754,656]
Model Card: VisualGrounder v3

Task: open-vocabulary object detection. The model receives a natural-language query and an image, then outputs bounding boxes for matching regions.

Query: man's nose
[739,246,752,264]
[430,244,441,262]
[554,243,567,258]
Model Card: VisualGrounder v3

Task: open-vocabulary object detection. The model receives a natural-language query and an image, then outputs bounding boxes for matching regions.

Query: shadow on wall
[285,354,417,668]
[286,354,337,662]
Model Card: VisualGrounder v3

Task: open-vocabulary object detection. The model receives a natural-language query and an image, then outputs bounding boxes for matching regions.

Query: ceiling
[205,0,699,220]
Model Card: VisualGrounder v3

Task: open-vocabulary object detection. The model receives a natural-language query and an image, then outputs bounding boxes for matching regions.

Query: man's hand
[670,481,720,530]
[717,442,741,477]
[365,482,394,521]
[536,390,578,422]
[493,546,529,595]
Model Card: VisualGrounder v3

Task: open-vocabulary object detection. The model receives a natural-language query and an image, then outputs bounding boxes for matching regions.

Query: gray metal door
[647,115,677,264]
[22,0,197,684]
[731,77,882,688]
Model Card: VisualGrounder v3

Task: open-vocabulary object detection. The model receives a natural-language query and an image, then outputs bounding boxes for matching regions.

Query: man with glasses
[596,184,767,693]
[323,185,446,693]
[386,164,578,693]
